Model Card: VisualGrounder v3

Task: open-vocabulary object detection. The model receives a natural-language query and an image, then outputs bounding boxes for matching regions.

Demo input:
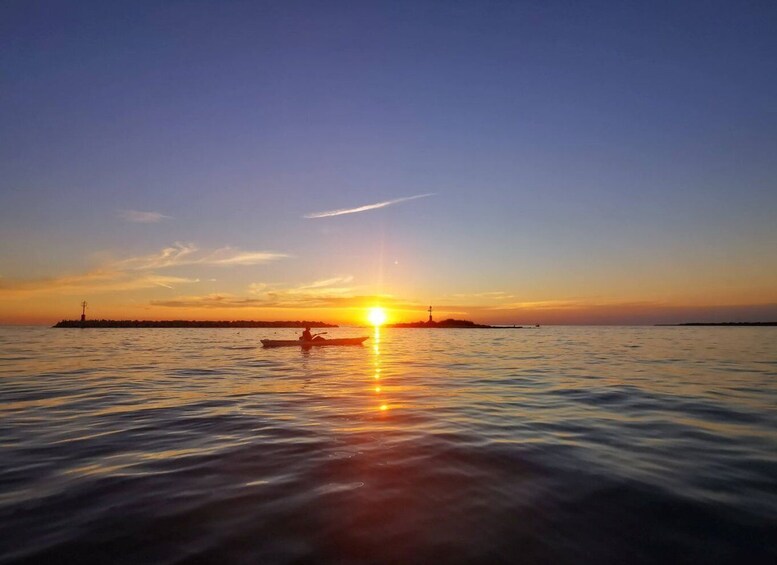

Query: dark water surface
[1,326,776,564]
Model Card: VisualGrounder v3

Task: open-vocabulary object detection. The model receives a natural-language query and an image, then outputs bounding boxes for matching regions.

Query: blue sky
[1,1,776,323]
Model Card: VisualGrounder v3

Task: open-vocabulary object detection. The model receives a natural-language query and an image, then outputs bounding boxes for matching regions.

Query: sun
[367,307,387,326]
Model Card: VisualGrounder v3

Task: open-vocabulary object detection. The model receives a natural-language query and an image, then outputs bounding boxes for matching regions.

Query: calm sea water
[1,326,776,564]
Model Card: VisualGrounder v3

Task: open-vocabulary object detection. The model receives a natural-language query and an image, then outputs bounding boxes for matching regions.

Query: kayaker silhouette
[300,326,325,341]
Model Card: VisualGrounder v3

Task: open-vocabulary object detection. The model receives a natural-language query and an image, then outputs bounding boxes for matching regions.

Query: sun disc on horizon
[367,307,387,326]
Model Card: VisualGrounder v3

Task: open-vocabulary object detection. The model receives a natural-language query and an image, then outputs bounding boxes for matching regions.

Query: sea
[1,326,776,564]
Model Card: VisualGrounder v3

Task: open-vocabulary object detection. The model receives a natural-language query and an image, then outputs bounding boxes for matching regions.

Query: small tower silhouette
[80,301,87,322]
[428,305,433,323]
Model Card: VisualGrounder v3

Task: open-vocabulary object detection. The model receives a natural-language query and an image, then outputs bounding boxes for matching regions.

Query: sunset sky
[1,1,776,325]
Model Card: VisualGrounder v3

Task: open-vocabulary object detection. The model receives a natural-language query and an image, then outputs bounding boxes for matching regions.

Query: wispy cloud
[450,291,514,300]
[114,243,199,270]
[151,293,408,310]
[245,276,360,303]
[0,243,288,299]
[151,293,259,309]
[296,276,354,291]
[0,271,198,298]
[207,250,289,266]
[485,299,620,311]
[114,243,289,270]
[304,193,435,219]
[152,275,405,310]
[247,276,355,297]
[119,209,173,223]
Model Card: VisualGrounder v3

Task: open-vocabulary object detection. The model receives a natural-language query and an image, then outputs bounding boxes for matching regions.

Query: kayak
[261,337,369,348]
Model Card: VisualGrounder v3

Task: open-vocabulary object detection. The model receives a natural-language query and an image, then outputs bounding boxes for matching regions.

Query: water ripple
[1,326,776,563]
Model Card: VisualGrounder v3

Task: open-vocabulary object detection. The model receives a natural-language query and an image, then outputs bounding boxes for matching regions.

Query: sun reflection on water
[372,327,388,414]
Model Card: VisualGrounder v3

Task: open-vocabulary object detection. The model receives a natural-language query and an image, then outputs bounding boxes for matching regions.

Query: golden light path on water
[373,327,388,414]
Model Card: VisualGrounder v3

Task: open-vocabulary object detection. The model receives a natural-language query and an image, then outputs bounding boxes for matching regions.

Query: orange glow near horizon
[2,290,777,326]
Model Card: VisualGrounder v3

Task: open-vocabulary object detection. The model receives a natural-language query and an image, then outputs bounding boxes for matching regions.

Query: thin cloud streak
[304,193,435,219]
[0,243,288,298]
[119,210,173,223]
[208,250,289,266]
[150,293,413,310]
[151,276,397,309]
[114,243,289,270]
[0,271,198,298]
[297,276,354,290]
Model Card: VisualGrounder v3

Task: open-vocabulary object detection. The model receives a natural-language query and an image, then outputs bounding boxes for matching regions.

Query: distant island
[388,318,493,329]
[53,320,338,328]
[656,322,777,327]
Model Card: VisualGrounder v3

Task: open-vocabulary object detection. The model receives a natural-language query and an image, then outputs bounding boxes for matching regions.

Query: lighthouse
[80,301,87,322]
[428,305,433,323]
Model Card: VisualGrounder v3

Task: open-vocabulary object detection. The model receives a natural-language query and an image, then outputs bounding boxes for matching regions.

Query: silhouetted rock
[387,318,492,328]
[53,320,337,328]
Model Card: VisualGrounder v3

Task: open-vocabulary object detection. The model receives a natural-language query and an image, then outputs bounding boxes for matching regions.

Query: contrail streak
[304,193,435,219]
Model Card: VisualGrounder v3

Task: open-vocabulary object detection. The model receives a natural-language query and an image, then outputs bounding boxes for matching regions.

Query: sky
[1,0,776,325]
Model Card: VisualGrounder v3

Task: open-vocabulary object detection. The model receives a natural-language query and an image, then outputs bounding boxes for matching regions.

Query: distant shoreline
[53,320,338,328]
[655,322,777,327]
[386,319,539,329]
[388,318,491,328]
